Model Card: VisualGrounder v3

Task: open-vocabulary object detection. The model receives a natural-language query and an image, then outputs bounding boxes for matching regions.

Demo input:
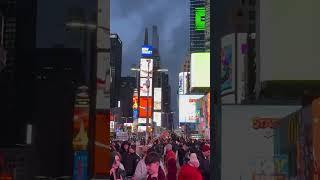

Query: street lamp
[131,67,168,143]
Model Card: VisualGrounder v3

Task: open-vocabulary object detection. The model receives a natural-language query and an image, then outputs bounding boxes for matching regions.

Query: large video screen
[139,97,153,118]
[140,58,153,78]
[154,88,162,110]
[179,95,204,123]
[190,52,210,89]
[195,7,206,31]
[140,78,153,97]
[153,112,162,127]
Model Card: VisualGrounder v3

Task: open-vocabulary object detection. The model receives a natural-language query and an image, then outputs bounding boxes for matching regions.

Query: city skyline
[110,0,189,113]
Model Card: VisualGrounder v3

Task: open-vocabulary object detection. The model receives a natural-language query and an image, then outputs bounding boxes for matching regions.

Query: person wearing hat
[178,153,202,180]
[197,144,210,180]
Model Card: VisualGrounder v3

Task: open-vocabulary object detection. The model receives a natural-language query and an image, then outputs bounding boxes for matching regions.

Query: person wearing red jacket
[178,153,202,180]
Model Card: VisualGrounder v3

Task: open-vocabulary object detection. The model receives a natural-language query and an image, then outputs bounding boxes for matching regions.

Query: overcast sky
[36,0,188,113]
[111,0,190,112]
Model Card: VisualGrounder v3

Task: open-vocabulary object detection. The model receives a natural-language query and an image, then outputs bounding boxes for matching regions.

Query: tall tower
[144,28,149,45]
[152,25,159,51]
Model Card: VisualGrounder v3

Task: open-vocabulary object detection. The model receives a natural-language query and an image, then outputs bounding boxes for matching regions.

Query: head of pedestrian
[188,153,200,168]
[111,152,122,169]
[123,141,129,151]
[129,144,136,154]
[201,144,210,158]
[145,152,161,176]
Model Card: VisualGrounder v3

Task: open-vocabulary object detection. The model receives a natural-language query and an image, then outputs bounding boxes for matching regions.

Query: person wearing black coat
[124,144,141,177]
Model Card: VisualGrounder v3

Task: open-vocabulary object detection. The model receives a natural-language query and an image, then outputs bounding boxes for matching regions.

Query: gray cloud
[111,0,189,112]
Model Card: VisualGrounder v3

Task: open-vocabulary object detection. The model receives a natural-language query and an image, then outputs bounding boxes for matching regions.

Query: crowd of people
[109,134,210,180]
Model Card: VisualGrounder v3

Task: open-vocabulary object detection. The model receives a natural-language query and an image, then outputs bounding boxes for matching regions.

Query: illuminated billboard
[141,45,153,58]
[139,97,153,118]
[133,96,138,120]
[195,7,206,31]
[153,112,162,127]
[138,118,147,124]
[140,58,153,78]
[138,126,147,132]
[140,78,153,97]
[154,88,162,110]
[94,112,109,175]
[190,53,210,89]
[73,151,88,180]
[179,95,204,123]
[73,106,89,151]
[221,36,234,95]
[179,72,189,94]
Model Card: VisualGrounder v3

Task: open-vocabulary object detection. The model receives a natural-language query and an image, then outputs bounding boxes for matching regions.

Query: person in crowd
[145,152,167,180]
[125,145,141,178]
[133,148,165,180]
[178,153,202,180]
[120,141,130,164]
[198,144,210,180]
[178,142,188,166]
[110,152,126,180]
[164,144,176,165]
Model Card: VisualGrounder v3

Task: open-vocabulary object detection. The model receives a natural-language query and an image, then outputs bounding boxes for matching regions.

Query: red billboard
[139,97,153,118]
[94,112,110,175]
[72,106,89,151]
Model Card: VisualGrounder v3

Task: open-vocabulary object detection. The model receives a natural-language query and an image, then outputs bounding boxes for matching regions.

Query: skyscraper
[110,33,122,108]
[190,0,205,53]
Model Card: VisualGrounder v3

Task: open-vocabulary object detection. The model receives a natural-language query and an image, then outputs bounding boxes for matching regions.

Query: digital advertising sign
[140,58,153,78]
[195,7,206,31]
[73,151,88,180]
[141,45,153,58]
[94,112,109,175]
[190,53,210,89]
[140,78,153,97]
[154,88,162,110]
[221,33,236,96]
[179,95,204,123]
[139,97,153,118]
[179,72,189,94]
[138,118,147,124]
[73,106,89,151]
[138,126,147,132]
[153,112,162,127]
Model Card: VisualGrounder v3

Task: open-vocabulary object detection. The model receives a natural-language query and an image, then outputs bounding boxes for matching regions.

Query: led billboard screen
[73,151,88,180]
[178,72,189,94]
[94,112,109,175]
[139,97,153,118]
[153,112,162,127]
[140,78,153,97]
[190,53,210,89]
[179,95,204,123]
[138,118,147,124]
[154,88,162,110]
[221,105,301,179]
[141,45,153,58]
[195,7,206,31]
[140,58,153,78]
[73,107,89,151]
[138,126,147,132]
[221,34,236,95]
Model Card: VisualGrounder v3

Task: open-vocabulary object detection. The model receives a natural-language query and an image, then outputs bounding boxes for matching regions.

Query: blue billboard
[141,45,153,57]
[73,151,88,180]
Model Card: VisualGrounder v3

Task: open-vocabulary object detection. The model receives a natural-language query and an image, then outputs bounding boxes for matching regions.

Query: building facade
[110,33,122,108]
[190,0,205,53]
